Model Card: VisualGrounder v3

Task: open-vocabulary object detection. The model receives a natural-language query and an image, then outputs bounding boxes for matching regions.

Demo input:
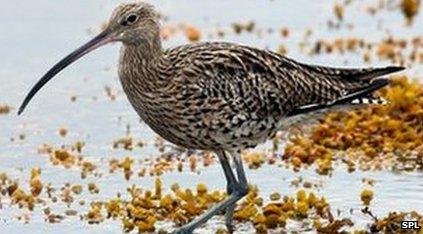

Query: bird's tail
[304,65,405,81]
[288,65,404,116]
[350,95,388,105]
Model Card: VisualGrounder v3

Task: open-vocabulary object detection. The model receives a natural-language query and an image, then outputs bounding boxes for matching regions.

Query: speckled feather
[115,3,401,152]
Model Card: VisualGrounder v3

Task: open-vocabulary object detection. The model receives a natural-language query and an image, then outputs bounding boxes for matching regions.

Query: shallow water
[0,0,422,233]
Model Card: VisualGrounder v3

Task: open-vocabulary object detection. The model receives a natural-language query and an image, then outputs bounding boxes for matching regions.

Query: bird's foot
[224,221,235,233]
[225,205,235,233]
[173,226,193,234]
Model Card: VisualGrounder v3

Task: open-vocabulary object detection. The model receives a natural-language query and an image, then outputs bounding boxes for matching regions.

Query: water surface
[0,0,422,233]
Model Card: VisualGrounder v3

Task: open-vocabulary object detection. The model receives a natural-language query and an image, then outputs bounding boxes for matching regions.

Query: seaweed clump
[284,77,423,173]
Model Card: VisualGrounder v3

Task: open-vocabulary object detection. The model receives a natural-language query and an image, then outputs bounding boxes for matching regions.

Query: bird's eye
[126,14,138,24]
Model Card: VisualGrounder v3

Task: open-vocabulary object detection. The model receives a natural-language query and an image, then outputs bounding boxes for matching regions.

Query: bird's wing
[166,42,404,120]
[169,42,306,119]
[286,63,404,116]
[299,64,404,81]
[287,78,389,116]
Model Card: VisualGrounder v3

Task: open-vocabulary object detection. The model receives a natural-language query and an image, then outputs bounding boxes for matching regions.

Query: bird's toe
[173,226,193,234]
[225,222,235,233]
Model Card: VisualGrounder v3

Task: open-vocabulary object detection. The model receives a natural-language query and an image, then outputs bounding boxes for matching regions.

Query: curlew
[18,2,404,233]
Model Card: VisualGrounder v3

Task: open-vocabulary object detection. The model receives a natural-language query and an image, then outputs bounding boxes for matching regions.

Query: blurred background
[0,0,422,233]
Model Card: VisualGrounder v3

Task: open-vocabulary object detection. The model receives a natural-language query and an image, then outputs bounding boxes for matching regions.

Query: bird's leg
[217,151,237,195]
[222,151,249,233]
[175,193,242,234]
[217,151,238,232]
[232,151,248,194]
[174,192,245,234]
[174,151,248,234]
[222,151,250,233]
[224,204,236,233]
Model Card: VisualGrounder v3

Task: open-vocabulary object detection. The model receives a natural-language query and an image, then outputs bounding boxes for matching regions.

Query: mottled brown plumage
[18,2,404,233]
[120,39,399,152]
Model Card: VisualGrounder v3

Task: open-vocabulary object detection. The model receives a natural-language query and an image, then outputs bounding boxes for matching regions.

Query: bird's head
[106,2,160,46]
[18,2,159,115]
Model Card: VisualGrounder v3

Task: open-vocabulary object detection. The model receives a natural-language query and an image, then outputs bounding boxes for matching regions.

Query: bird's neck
[118,37,170,126]
[120,37,163,70]
[119,36,167,91]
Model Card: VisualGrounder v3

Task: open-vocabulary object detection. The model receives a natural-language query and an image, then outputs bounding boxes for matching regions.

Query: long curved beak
[18,31,113,115]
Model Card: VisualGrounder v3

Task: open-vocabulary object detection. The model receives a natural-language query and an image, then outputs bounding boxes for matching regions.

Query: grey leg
[217,151,237,233]
[232,151,248,192]
[217,151,237,195]
[174,151,249,234]
[225,205,235,233]
[174,192,245,234]
[223,151,249,233]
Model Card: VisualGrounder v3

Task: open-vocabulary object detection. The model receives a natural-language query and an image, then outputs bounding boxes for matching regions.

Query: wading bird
[18,2,404,233]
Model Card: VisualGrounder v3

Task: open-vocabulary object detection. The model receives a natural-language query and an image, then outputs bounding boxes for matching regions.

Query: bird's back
[122,41,402,151]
